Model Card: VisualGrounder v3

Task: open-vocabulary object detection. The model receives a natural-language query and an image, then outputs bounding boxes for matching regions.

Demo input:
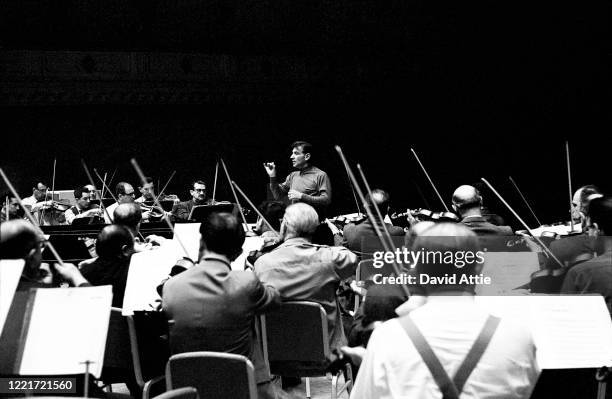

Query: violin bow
[565,141,575,232]
[410,148,450,212]
[412,179,432,210]
[157,170,177,201]
[99,172,108,201]
[0,167,65,265]
[212,160,219,204]
[335,146,410,298]
[40,158,57,225]
[84,163,116,226]
[508,176,542,226]
[481,178,564,269]
[356,163,396,250]
[131,159,191,258]
[219,158,251,232]
[5,196,9,221]
[232,180,278,235]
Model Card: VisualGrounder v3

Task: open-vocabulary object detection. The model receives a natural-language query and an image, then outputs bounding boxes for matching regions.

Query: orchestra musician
[264,140,331,218]
[64,185,102,225]
[171,180,214,221]
[113,203,166,251]
[135,176,155,205]
[547,185,603,268]
[561,196,612,314]
[1,195,24,222]
[21,181,48,210]
[0,219,90,290]
[104,182,143,223]
[342,189,405,254]
[451,185,513,236]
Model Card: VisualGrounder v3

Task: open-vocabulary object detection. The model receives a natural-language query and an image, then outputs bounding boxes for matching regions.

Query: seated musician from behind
[452,185,513,236]
[65,185,102,224]
[171,180,213,221]
[352,223,540,399]
[561,196,612,314]
[342,189,405,255]
[0,219,90,290]
[162,212,280,398]
[113,203,166,251]
[254,203,358,350]
[80,225,134,307]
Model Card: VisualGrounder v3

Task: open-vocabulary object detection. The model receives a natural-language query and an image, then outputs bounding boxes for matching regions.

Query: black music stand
[188,203,235,222]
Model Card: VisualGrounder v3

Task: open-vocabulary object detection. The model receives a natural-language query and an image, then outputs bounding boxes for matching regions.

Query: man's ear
[304,153,311,161]
[452,204,457,212]
[121,244,132,257]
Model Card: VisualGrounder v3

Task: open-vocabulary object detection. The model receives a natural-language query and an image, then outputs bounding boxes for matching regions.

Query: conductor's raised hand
[263,162,276,177]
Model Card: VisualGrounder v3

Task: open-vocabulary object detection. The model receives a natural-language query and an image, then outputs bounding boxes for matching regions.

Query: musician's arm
[65,209,77,224]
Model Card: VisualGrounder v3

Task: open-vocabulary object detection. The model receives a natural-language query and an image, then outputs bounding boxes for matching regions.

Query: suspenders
[398,315,501,399]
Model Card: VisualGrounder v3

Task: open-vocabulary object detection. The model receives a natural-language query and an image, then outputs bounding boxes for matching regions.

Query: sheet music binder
[0,286,112,378]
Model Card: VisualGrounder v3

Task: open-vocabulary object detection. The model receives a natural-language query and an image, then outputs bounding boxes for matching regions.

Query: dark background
[1,0,610,229]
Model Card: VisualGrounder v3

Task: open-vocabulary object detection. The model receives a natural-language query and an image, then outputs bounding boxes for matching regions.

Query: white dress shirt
[351,295,540,399]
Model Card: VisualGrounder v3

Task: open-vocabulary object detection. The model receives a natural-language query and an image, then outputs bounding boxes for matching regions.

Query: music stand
[188,203,235,222]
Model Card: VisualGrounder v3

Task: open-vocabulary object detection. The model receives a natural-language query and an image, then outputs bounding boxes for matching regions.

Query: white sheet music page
[173,222,201,261]
[0,259,25,334]
[476,295,612,369]
[122,240,182,315]
[18,285,112,378]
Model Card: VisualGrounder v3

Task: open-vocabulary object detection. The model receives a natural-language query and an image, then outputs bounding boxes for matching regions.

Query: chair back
[356,259,395,283]
[263,301,329,376]
[153,387,199,399]
[103,307,133,373]
[166,351,257,399]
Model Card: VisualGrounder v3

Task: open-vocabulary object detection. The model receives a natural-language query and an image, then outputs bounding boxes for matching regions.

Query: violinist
[560,196,612,314]
[451,185,513,236]
[264,140,331,219]
[135,176,163,222]
[104,182,137,223]
[342,189,405,254]
[21,181,47,210]
[1,195,25,222]
[547,185,603,268]
[171,180,214,221]
[0,219,90,290]
[64,185,102,225]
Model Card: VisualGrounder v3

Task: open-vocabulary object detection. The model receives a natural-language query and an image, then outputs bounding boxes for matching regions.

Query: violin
[329,212,367,226]
[391,208,460,224]
[36,199,73,212]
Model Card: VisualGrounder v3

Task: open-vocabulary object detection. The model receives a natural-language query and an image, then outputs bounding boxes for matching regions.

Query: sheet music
[475,252,539,295]
[19,286,112,378]
[173,222,201,261]
[231,236,264,271]
[476,295,612,369]
[0,259,25,334]
[122,240,182,315]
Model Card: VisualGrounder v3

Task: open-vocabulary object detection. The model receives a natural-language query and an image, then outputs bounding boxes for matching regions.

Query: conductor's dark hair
[96,225,134,259]
[291,141,313,158]
[589,196,612,234]
[199,212,245,259]
[115,182,132,197]
[74,185,89,200]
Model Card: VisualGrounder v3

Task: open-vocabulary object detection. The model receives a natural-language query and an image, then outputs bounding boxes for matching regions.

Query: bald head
[367,189,391,215]
[113,203,142,232]
[452,185,482,216]
[0,219,40,259]
[96,225,134,260]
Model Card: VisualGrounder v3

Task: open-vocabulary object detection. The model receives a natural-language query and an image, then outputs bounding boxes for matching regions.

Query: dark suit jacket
[80,257,130,308]
[460,215,514,236]
[162,254,280,362]
[171,199,196,221]
[342,219,405,254]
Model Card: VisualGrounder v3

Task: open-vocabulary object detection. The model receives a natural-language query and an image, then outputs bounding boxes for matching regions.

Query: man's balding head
[367,189,391,215]
[0,219,40,259]
[96,225,135,260]
[452,185,482,216]
[113,203,142,233]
